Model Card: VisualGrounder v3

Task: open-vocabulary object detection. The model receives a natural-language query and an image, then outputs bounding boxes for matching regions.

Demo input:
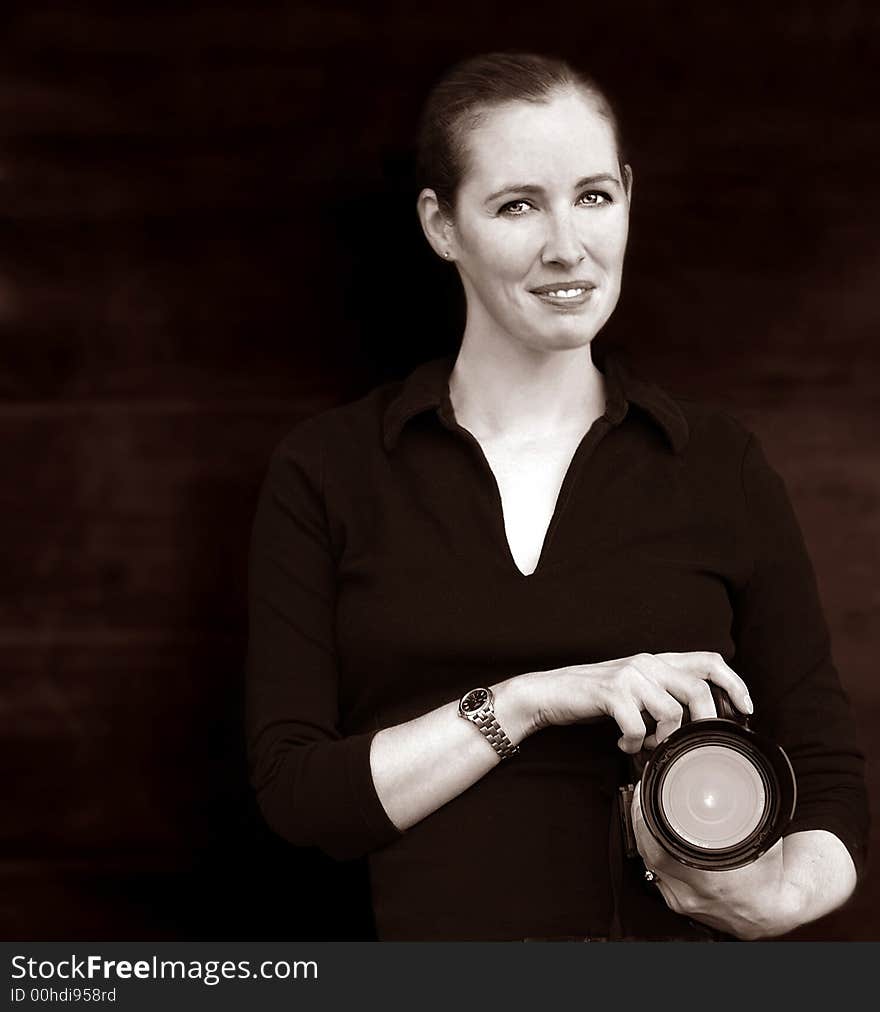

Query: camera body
[619,684,797,871]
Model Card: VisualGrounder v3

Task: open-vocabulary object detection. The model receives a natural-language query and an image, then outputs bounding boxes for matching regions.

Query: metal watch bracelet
[458,688,520,760]
[470,709,520,759]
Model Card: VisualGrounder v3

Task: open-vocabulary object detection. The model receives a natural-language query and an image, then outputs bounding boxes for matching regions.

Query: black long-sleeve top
[245,348,869,940]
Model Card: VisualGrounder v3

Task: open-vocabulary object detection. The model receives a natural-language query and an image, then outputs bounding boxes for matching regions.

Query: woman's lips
[531,285,595,308]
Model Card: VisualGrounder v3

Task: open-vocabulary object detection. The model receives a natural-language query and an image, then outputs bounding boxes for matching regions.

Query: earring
[444,251,451,259]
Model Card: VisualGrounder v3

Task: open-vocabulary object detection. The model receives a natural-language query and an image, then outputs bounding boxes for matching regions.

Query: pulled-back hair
[416,52,626,218]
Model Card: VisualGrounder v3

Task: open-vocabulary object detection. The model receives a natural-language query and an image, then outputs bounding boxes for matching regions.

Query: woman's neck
[448,334,607,444]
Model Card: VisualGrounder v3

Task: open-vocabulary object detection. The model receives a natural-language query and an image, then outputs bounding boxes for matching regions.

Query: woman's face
[450,88,632,353]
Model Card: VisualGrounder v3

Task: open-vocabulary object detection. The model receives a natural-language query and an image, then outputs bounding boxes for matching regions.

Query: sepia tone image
[3,1,876,941]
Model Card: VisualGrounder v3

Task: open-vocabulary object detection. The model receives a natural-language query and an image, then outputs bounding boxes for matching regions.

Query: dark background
[3,1,877,940]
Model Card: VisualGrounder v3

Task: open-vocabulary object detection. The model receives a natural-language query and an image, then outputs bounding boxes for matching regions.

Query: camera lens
[639,718,796,870]
[659,743,767,850]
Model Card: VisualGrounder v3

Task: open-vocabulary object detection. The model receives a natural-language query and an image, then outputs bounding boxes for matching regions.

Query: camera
[619,684,797,871]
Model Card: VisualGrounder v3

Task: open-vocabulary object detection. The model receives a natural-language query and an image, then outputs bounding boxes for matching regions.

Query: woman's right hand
[523,652,753,753]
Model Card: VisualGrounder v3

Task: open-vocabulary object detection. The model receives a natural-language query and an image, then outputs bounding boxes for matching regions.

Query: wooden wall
[2,1,877,939]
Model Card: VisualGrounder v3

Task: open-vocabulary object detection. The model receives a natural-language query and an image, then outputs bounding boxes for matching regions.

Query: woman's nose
[541,212,586,267]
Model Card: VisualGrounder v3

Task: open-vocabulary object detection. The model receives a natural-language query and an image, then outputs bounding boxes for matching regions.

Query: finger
[652,877,686,915]
[635,678,684,745]
[612,697,647,754]
[664,671,716,721]
[631,782,669,870]
[632,788,703,915]
[660,651,753,716]
[631,652,705,723]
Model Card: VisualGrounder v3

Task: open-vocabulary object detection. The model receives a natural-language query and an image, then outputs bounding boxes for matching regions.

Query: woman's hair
[416,52,626,219]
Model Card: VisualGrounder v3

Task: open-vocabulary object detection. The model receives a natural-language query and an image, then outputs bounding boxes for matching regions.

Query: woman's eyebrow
[484,173,621,204]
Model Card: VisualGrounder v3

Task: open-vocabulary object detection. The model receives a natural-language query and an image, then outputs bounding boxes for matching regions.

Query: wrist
[776,878,810,935]
[746,879,808,939]
[490,673,546,742]
[740,873,809,940]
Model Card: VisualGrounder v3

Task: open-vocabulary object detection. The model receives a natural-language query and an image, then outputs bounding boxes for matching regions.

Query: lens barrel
[639,717,796,870]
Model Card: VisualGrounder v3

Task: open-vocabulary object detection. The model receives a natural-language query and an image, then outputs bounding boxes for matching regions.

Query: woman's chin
[539,320,602,348]
[516,331,597,354]
[528,309,608,349]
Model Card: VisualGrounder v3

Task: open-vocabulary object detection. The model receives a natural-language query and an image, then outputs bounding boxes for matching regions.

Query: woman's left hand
[630,781,803,939]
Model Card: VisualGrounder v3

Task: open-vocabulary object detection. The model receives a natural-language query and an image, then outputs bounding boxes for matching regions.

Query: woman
[245,52,868,941]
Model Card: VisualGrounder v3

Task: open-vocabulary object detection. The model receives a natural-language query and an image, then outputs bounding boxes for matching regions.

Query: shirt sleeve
[730,432,870,881]
[245,422,404,861]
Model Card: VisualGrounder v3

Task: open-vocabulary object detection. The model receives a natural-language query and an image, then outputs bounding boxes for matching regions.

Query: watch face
[462,688,489,714]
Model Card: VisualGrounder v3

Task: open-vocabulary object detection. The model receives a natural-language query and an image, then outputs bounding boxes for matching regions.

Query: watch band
[458,687,520,760]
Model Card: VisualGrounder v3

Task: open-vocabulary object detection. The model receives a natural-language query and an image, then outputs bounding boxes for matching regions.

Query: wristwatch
[457,687,520,760]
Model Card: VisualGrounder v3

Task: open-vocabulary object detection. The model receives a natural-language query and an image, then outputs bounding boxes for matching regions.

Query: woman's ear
[416,188,456,261]
[622,164,633,204]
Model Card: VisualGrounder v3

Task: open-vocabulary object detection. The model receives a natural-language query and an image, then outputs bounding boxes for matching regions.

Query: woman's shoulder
[623,364,755,463]
[607,350,756,461]
[674,393,755,449]
[269,374,405,467]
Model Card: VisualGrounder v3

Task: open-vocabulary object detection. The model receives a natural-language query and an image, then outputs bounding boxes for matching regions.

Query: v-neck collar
[382,348,690,455]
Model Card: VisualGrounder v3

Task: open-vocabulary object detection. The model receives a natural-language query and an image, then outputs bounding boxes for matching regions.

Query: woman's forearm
[369,673,542,832]
[778,829,858,933]
[370,650,753,834]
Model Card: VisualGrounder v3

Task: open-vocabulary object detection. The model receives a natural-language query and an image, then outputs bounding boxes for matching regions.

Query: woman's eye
[499,200,532,216]
[499,192,611,215]
[578,191,611,207]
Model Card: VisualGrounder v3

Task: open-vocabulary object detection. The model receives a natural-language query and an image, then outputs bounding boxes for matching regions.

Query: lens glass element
[659,744,766,850]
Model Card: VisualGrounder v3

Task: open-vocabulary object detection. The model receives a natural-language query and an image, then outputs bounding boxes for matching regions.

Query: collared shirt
[245,349,868,941]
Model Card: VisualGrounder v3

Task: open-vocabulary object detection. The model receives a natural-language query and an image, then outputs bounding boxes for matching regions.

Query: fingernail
[744,694,754,714]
